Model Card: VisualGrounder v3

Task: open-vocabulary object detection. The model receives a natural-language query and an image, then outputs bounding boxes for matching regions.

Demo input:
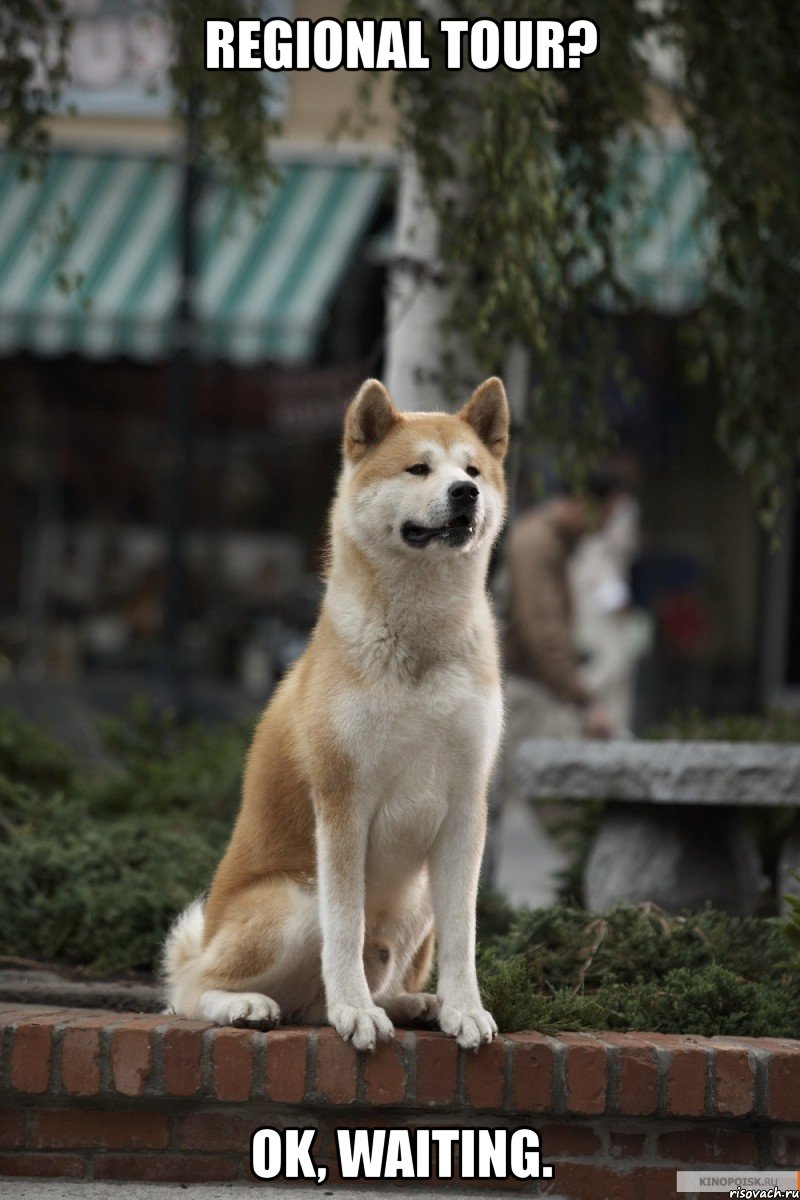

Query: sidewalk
[1,1183,559,1199]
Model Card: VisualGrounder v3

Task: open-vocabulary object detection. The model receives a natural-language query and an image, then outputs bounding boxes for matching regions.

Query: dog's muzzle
[401,482,480,548]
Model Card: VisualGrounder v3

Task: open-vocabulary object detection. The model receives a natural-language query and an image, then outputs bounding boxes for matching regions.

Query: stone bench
[516,740,800,914]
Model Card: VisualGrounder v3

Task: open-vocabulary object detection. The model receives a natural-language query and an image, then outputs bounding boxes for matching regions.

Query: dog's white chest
[333,662,501,886]
[335,661,496,777]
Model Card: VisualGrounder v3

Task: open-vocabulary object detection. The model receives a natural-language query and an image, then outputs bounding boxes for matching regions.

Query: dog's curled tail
[161,898,205,1014]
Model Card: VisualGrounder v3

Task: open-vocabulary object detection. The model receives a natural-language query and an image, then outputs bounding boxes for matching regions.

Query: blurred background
[1,1,800,1002]
[0,1,796,745]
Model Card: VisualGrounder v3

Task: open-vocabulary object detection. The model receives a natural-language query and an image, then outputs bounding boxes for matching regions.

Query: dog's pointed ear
[344,379,400,462]
[459,377,509,460]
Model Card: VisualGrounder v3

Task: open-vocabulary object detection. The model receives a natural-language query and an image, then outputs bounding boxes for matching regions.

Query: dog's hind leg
[403,925,436,993]
[165,876,322,1027]
[381,925,440,1026]
[198,988,281,1028]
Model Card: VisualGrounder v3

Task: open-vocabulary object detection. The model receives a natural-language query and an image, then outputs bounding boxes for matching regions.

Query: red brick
[264,1029,308,1103]
[162,1022,208,1097]
[666,1045,708,1118]
[0,1106,25,1148]
[61,1012,120,1032]
[539,1123,601,1157]
[111,1024,155,1096]
[641,1165,682,1200]
[769,1048,800,1122]
[415,1032,457,1106]
[312,1114,385,1179]
[771,1129,800,1166]
[94,1154,239,1183]
[177,1111,253,1152]
[20,1003,110,1022]
[0,1006,64,1024]
[363,1035,407,1105]
[602,1035,658,1116]
[60,1027,103,1097]
[712,1035,785,1051]
[508,1032,555,1113]
[9,1016,63,1093]
[542,1162,639,1200]
[211,1027,254,1102]
[0,1152,86,1178]
[31,1109,169,1151]
[713,1048,755,1117]
[658,1127,758,1165]
[464,1036,506,1110]
[609,1131,647,1159]
[315,1028,358,1104]
[562,1033,606,1116]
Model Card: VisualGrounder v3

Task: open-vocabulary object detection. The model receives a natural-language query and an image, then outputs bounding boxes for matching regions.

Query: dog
[163,376,509,1051]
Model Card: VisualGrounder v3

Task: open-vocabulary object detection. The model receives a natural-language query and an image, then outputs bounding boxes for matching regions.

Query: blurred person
[570,490,653,733]
[504,468,627,743]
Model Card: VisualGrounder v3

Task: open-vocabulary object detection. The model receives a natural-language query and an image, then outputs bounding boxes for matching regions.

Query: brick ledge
[2,1003,800,1194]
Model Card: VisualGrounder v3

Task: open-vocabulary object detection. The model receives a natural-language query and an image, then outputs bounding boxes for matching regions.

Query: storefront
[0,148,392,684]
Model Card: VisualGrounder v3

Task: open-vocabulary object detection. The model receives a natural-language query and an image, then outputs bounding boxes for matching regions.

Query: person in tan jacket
[504,474,626,742]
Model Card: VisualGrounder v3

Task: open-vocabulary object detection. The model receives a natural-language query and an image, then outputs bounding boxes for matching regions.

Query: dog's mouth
[401,513,477,548]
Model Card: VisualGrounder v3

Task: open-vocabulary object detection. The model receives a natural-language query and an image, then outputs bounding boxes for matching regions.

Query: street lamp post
[160,83,202,714]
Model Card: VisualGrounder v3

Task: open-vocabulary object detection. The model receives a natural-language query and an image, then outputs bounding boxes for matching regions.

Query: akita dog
[163,376,509,1051]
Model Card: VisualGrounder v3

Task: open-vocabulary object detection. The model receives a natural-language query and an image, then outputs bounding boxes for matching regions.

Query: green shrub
[494,903,795,989]
[479,958,800,1040]
[0,707,74,791]
[0,701,246,975]
[0,810,226,974]
[475,902,800,1037]
[89,697,248,820]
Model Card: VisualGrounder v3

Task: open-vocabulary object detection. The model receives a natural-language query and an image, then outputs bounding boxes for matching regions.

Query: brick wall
[1,1004,799,1197]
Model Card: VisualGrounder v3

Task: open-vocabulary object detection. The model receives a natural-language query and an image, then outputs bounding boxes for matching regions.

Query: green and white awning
[611,133,711,312]
[0,135,708,363]
[0,151,389,363]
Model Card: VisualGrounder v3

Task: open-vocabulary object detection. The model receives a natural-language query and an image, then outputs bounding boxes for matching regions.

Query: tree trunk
[383,151,452,411]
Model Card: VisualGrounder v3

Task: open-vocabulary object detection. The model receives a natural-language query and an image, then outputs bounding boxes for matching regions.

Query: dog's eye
[406,463,430,476]
[466,465,480,478]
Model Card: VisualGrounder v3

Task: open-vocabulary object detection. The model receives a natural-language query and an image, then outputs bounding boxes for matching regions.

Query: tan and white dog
[163,376,509,1051]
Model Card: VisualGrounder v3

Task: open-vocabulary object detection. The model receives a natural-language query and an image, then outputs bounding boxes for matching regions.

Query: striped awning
[0,151,389,363]
[611,133,711,313]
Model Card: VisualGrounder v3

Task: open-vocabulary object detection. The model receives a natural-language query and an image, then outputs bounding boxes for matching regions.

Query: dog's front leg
[428,795,497,1050]
[316,809,394,1051]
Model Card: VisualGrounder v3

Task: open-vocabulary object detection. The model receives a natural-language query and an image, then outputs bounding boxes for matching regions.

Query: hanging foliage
[0,0,278,194]
[351,1,800,513]
[0,0,71,167]
[347,0,655,484]
[163,0,279,195]
[661,0,800,528]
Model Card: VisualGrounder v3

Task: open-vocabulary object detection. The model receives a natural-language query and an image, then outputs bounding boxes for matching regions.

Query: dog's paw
[438,1002,497,1050]
[199,989,281,1029]
[329,1003,394,1051]
[384,992,440,1025]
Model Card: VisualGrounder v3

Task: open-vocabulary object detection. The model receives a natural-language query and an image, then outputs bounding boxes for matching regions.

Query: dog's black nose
[448,480,479,508]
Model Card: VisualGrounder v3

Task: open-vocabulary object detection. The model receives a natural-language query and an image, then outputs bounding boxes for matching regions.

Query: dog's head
[336,378,509,562]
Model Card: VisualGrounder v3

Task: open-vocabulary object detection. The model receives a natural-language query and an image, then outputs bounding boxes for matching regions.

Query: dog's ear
[459,377,509,460]
[344,379,400,462]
